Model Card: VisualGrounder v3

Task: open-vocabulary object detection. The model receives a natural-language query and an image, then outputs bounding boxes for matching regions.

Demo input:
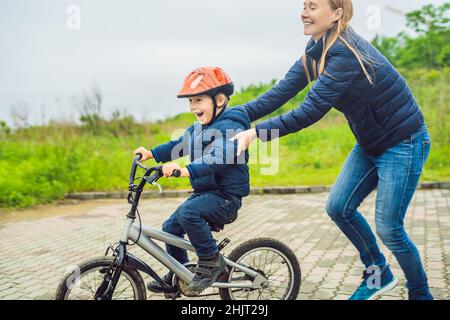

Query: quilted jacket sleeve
[243,58,310,122]
[151,126,193,163]
[255,48,361,141]
[186,121,245,179]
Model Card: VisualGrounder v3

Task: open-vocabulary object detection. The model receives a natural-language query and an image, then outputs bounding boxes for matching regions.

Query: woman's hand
[230,128,257,156]
[133,147,153,162]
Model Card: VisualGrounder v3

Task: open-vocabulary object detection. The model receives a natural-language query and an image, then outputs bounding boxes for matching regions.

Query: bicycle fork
[95,218,133,300]
[94,241,127,300]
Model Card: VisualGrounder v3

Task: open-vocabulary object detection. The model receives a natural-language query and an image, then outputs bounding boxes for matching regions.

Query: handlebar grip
[134,153,143,161]
[172,169,181,177]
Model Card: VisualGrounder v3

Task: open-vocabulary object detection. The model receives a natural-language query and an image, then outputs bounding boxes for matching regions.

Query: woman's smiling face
[301,0,342,41]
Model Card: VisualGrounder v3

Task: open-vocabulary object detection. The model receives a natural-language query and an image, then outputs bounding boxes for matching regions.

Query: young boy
[134,66,251,293]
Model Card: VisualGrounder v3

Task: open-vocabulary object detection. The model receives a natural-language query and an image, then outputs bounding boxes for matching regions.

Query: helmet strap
[209,95,226,125]
[212,96,218,122]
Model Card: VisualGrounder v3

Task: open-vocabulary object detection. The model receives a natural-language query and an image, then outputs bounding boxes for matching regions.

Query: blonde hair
[302,0,374,85]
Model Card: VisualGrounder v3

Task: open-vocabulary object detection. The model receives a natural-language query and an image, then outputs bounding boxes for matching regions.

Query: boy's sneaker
[348,264,398,300]
[188,253,226,293]
[147,272,175,293]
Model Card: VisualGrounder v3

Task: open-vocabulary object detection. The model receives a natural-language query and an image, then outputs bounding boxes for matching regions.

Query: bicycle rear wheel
[219,238,301,300]
[55,256,146,300]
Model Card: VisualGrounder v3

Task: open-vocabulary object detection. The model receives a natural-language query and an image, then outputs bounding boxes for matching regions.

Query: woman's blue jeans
[326,124,432,296]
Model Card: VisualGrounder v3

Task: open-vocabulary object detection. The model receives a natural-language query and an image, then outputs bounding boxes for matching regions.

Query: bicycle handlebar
[172,169,181,177]
[127,154,181,218]
[129,154,181,187]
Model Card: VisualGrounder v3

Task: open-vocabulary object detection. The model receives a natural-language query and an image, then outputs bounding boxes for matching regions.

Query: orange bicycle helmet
[177,66,234,123]
[177,66,234,99]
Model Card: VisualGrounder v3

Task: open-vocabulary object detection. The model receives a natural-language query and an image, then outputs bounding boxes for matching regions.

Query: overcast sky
[0,0,447,126]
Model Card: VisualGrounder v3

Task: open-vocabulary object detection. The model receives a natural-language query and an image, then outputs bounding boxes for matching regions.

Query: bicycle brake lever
[151,181,163,195]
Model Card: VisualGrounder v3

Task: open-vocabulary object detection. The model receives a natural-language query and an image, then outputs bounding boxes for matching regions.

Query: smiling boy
[134,67,251,293]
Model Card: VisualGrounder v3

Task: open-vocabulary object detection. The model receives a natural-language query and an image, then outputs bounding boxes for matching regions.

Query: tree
[372,34,402,64]
[406,3,450,34]
[372,3,450,68]
[75,86,103,134]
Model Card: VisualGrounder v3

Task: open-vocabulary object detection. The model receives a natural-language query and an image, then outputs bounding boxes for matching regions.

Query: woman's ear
[333,8,344,22]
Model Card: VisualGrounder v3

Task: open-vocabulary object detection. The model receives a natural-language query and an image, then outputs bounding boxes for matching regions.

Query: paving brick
[311,289,336,300]
[0,190,447,300]
[320,280,342,290]
[334,294,350,300]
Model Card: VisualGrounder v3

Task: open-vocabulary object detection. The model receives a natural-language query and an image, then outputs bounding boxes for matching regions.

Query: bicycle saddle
[207,214,238,232]
[208,222,225,232]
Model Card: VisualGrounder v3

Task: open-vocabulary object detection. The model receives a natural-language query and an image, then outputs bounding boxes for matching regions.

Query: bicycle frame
[121,218,267,289]
[95,155,268,299]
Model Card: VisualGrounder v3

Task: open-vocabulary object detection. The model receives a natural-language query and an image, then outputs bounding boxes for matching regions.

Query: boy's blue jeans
[326,124,432,297]
[162,191,241,264]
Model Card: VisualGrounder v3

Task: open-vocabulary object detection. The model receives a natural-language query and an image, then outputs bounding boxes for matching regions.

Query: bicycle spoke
[65,266,137,300]
[227,247,296,300]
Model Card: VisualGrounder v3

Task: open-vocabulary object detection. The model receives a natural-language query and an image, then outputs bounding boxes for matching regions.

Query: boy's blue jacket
[246,27,424,156]
[151,106,251,198]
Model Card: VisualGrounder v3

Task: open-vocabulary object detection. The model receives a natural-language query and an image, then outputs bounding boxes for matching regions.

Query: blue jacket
[245,27,424,156]
[151,106,251,198]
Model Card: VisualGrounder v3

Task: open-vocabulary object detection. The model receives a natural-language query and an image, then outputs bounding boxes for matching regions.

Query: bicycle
[55,154,301,300]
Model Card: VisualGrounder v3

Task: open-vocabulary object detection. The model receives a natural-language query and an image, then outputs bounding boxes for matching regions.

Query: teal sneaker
[348,264,398,300]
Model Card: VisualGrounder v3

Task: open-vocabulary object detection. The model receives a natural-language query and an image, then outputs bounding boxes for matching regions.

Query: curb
[65,181,449,201]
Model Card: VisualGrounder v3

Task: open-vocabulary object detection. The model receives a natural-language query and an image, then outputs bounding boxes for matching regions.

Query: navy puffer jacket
[151,106,251,198]
[245,27,424,156]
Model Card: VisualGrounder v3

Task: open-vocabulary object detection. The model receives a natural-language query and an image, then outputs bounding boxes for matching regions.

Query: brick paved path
[0,190,448,300]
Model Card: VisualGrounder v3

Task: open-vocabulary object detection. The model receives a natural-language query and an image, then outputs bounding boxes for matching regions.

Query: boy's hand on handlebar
[162,163,181,177]
[133,147,153,162]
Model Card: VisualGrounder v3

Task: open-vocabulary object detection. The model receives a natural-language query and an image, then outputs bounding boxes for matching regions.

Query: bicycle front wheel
[55,256,147,300]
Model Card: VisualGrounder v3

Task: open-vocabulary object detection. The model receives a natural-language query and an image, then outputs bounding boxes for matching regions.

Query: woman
[232,0,433,300]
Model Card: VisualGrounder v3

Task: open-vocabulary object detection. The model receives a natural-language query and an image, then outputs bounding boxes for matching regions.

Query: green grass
[0,68,449,209]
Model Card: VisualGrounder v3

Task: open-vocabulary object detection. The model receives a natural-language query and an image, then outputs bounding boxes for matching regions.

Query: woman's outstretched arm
[231,48,362,155]
[255,51,361,141]
[243,58,310,122]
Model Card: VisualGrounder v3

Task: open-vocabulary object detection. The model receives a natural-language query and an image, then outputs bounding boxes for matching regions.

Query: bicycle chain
[167,271,251,299]
[166,288,249,299]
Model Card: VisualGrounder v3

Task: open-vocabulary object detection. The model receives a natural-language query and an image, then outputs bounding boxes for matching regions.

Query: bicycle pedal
[164,290,181,300]
[218,238,231,251]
